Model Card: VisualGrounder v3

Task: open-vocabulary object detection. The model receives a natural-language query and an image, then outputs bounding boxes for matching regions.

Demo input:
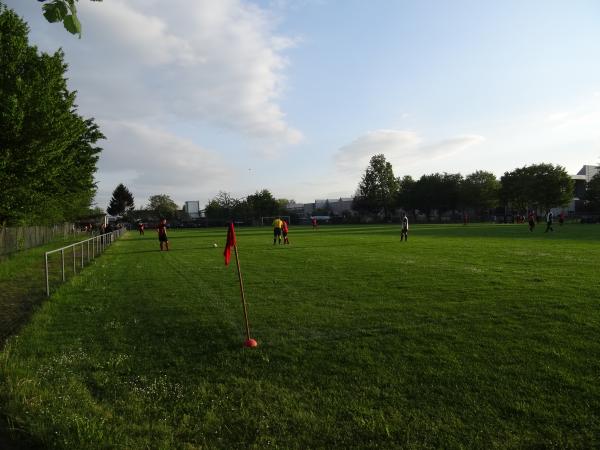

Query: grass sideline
[1,224,599,448]
[0,233,92,345]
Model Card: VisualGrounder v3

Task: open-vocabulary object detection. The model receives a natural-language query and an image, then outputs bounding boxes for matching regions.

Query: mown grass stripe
[0,224,599,449]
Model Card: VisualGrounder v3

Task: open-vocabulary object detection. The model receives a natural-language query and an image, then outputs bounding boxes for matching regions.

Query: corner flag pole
[224,222,257,348]
[233,243,251,341]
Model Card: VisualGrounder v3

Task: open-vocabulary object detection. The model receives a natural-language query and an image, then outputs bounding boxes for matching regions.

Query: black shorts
[274,228,282,237]
[282,230,288,237]
[159,234,168,242]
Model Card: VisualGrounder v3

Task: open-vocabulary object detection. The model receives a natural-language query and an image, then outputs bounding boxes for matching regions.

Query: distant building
[568,165,599,213]
[184,201,201,219]
[286,197,355,217]
[314,198,354,215]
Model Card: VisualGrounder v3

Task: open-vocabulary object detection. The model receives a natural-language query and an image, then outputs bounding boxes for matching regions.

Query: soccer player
[311,217,317,230]
[559,211,565,226]
[282,219,290,244]
[138,222,145,235]
[528,211,536,232]
[272,217,283,245]
[544,211,554,233]
[157,218,169,250]
[401,214,409,241]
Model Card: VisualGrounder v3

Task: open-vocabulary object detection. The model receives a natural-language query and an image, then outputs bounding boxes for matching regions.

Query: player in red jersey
[282,219,290,244]
[157,219,169,251]
[528,211,536,232]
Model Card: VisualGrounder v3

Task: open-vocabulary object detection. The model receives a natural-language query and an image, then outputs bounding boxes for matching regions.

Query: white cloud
[336,130,421,170]
[335,129,484,174]
[285,130,487,201]
[418,135,486,158]
[3,0,305,208]
[50,0,302,144]
[476,93,600,175]
[543,95,600,132]
[95,121,231,208]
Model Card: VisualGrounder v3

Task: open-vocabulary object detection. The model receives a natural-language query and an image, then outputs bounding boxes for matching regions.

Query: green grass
[0,233,90,345]
[1,224,599,449]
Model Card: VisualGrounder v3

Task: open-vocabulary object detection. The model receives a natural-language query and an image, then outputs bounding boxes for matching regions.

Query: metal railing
[44,228,126,297]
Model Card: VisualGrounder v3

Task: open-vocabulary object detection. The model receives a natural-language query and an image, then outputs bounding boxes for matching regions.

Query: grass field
[1,224,599,449]
[0,234,91,346]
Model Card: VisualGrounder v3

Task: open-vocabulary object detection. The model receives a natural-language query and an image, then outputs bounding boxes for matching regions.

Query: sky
[5,0,600,210]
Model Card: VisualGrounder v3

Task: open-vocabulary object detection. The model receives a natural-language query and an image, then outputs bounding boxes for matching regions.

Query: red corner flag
[224,222,236,265]
[223,222,257,348]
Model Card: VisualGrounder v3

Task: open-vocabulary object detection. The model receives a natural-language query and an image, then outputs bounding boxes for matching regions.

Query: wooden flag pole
[233,243,251,341]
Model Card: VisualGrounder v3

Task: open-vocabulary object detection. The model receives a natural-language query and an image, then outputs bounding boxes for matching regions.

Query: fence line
[0,223,78,257]
[44,228,126,297]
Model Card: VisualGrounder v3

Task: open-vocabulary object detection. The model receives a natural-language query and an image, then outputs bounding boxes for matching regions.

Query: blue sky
[5,0,600,209]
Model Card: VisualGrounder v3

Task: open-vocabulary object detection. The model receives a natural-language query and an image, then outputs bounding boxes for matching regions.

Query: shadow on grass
[414,224,600,241]
[0,417,45,450]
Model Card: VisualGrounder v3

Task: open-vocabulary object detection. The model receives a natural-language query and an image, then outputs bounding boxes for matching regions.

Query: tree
[204,191,240,221]
[499,167,531,212]
[277,198,290,212]
[408,173,462,220]
[107,183,134,216]
[353,154,399,219]
[147,194,178,220]
[500,163,573,212]
[438,173,463,214]
[396,175,415,211]
[0,5,103,227]
[460,171,500,214]
[409,173,441,219]
[246,189,279,219]
[585,172,600,211]
[529,164,574,211]
[38,0,102,37]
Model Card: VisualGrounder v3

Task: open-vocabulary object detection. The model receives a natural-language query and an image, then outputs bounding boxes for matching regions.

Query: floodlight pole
[233,244,251,341]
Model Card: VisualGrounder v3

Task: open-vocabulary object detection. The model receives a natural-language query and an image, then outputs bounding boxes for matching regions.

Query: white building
[314,198,354,215]
[286,197,355,217]
[183,201,201,219]
[560,165,600,213]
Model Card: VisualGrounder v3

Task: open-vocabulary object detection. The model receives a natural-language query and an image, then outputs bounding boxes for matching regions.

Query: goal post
[261,216,291,226]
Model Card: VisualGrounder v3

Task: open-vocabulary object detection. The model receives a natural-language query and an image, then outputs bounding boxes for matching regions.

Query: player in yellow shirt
[272,217,283,245]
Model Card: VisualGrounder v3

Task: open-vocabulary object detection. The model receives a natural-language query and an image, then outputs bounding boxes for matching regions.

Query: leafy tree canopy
[585,172,600,211]
[405,173,462,219]
[246,189,279,219]
[460,171,500,213]
[500,163,573,212]
[353,154,399,219]
[0,4,103,227]
[204,192,241,221]
[38,0,102,37]
[147,194,178,220]
[396,175,415,211]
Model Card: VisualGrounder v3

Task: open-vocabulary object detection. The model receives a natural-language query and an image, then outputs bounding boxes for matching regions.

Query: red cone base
[244,338,258,348]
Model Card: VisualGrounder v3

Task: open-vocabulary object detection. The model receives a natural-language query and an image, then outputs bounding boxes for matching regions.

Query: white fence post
[45,252,50,297]
[44,228,126,297]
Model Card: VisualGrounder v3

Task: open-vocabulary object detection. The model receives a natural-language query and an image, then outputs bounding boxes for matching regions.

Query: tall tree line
[353,154,575,220]
[204,189,282,223]
[0,4,103,227]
